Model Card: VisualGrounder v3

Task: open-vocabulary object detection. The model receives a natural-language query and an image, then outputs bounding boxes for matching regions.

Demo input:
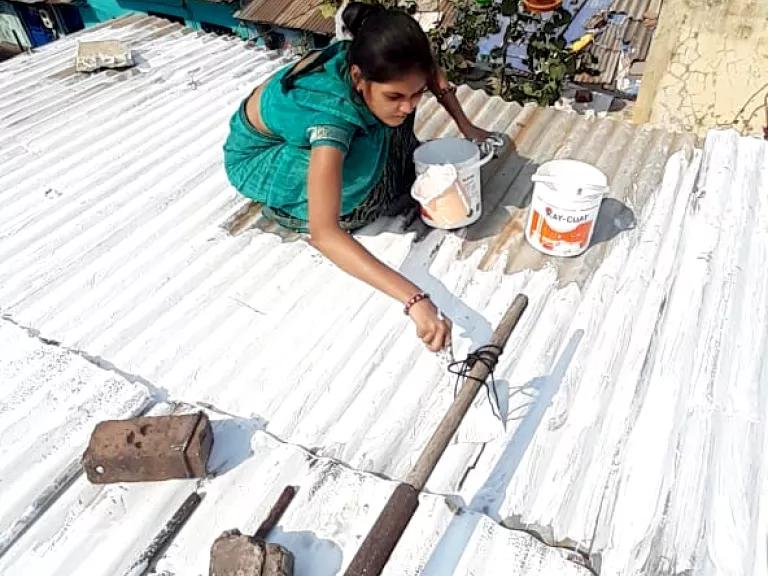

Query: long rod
[406,293,528,490]
[344,294,528,576]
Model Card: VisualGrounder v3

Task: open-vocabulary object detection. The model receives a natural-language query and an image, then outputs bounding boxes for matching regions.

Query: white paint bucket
[525,159,608,257]
[412,138,494,229]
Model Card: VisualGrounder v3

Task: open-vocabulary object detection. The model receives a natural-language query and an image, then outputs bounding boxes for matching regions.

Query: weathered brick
[263,542,294,576]
[82,411,213,483]
[210,530,265,576]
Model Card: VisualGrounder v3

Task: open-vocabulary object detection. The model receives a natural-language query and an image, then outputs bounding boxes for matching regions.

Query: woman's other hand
[408,298,452,352]
[462,125,506,157]
[461,123,494,144]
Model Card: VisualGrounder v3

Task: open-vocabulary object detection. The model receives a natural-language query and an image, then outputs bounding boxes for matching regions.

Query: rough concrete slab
[75,40,133,72]
[634,0,768,135]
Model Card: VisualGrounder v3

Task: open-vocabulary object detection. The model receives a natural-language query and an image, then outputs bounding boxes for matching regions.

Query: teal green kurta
[223,42,391,220]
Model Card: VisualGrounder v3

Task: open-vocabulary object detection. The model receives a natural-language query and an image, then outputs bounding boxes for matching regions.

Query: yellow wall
[634,0,768,136]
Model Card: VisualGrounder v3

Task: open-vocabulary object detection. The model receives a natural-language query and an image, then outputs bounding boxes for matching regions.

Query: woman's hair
[342,2,435,83]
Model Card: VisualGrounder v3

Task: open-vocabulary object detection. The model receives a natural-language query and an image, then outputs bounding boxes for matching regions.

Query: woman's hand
[461,123,494,144]
[308,146,451,353]
[462,124,506,157]
[431,67,494,145]
[408,298,452,352]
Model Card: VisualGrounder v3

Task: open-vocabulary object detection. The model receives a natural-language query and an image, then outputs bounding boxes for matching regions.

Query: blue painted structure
[14,3,55,45]
[3,0,84,49]
[78,0,249,38]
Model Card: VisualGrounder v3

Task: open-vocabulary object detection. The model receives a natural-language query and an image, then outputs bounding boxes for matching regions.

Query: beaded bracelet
[404,292,430,315]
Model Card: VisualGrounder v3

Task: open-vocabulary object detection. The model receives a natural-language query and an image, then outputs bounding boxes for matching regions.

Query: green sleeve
[307,124,355,154]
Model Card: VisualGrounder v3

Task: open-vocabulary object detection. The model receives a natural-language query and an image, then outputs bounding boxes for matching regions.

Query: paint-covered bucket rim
[413,138,480,168]
[533,159,608,187]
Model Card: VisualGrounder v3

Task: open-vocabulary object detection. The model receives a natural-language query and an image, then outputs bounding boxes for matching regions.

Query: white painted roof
[1,14,766,576]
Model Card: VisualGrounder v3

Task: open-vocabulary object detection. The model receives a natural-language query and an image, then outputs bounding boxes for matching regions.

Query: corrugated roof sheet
[2,14,767,576]
[575,45,620,86]
[623,17,654,62]
[575,17,627,86]
[0,319,152,557]
[643,0,662,20]
[568,0,659,93]
[594,17,628,51]
[496,128,768,576]
[237,0,335,35]
[0,392,590,576]
[609,0,651,19]
[236,0,455,35]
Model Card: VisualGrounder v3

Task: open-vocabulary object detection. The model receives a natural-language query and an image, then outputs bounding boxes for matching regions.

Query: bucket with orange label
[525,160,608,257]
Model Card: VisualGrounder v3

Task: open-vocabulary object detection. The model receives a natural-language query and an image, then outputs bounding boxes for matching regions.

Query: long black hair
[342,2,435,82]
[281,2,435,93]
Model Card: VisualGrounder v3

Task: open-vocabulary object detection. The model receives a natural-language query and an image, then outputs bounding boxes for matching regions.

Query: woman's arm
[429,67,492,143]
[307,146,451,352]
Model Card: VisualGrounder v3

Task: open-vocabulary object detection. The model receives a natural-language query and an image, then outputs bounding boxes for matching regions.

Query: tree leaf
[549,62,566,81]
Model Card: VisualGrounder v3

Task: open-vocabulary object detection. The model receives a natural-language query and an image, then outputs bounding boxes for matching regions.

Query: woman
[223,3,493,352]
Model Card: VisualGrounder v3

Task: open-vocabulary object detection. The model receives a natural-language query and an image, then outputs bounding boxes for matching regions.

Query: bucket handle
[470,150,495,171]
[531,175,607,194]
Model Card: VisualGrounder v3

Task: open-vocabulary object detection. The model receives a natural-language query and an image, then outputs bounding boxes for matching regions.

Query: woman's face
[352,66,428,127]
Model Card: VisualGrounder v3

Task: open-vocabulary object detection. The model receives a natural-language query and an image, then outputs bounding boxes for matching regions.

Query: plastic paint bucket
[525,159,608,257]
[413,138,493,229]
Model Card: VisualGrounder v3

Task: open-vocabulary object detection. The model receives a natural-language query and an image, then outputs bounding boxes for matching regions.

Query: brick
[82,412,213,483]
[575,89,593,103]
[209,532,294,576]
[263,543,294,576]
[210,530,265,576]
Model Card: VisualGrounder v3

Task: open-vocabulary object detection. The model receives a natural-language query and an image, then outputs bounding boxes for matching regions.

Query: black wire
[448,344,503,420]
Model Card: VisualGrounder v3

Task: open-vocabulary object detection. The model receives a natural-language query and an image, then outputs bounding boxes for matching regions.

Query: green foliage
[431,0,597,106]
[429,0,502,78]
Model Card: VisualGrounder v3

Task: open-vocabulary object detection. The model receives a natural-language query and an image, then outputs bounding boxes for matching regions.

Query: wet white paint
[0,320,152,557]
